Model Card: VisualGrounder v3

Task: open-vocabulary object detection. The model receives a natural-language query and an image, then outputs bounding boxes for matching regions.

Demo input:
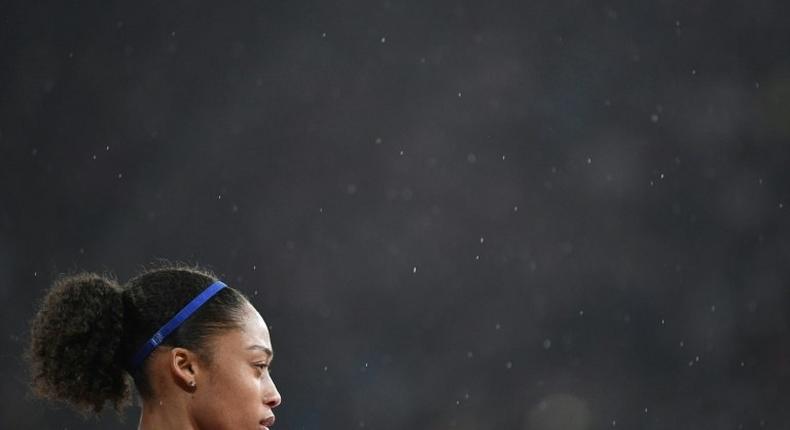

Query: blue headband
[129,280,227,369]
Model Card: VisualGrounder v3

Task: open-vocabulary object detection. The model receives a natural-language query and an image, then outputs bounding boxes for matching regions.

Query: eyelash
[255,363,272,372]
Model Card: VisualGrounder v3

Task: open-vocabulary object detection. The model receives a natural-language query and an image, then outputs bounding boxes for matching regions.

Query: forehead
[212,304,272,354]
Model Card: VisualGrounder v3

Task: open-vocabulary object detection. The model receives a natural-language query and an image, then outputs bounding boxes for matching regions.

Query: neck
[138,396,195,430]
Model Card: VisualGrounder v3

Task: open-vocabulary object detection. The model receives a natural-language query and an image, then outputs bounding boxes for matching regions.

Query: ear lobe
[170,347,199,389]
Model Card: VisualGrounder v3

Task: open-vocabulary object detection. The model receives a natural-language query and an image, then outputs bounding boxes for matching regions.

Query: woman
[27,264,282,430]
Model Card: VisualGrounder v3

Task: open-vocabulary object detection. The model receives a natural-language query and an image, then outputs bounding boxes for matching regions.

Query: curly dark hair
[27,263,250,415]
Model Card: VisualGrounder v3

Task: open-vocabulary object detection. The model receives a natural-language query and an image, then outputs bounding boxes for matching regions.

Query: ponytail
[28,273,131,414]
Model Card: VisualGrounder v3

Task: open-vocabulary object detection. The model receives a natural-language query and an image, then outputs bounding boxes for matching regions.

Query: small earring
[188,380,196,388]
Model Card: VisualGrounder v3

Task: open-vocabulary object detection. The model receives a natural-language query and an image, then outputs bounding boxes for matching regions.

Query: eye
[254,363,272,373]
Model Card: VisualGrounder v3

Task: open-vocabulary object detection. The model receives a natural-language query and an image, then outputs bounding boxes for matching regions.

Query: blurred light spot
[526,393,590,430]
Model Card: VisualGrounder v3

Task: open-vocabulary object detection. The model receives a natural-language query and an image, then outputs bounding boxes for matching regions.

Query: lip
[260,415,275,429]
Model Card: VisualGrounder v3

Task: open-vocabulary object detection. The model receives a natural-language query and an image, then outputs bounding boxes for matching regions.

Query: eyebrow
[247,345,274,359]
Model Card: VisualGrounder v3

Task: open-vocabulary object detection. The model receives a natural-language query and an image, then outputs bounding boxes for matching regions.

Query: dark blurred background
[2,0,790,428]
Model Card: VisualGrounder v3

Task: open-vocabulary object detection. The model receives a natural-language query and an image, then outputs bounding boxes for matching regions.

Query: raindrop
[543,339,552,349]
[467,153,477,163]
[457,91,462,98]
[321,32,327,38]
[586,157,592,164]
[412,266,417,274]
[380,36,386,43]
[513,205,519,212]
[117,173,123,179]
[505,361,513,369]
[479,236,485,244]
[650,114,659,123]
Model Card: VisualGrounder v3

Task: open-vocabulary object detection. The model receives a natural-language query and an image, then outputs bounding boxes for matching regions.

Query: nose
[264,380,282,409]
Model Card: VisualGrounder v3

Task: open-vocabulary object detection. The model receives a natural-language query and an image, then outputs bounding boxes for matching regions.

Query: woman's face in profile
[188,304,281,430]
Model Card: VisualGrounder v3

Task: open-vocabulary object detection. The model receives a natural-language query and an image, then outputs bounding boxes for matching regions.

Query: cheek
[192,367,264,428]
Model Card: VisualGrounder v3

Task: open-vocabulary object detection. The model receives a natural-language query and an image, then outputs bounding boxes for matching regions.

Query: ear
[168,347,202,390]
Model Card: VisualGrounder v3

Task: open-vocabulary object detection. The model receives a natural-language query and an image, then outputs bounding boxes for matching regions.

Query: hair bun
[28,273,131,414]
